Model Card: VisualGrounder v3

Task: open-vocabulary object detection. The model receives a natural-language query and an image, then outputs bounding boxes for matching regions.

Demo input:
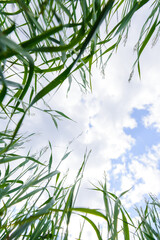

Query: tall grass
[0,0,160,239]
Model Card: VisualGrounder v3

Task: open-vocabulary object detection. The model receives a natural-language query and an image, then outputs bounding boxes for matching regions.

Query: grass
[0,0,160,239]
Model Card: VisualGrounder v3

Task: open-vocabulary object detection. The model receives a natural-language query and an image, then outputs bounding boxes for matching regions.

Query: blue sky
[109,107,160,199]
[124,107,160,156]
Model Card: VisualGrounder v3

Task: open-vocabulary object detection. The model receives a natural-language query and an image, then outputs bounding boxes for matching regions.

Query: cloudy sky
[25,25,160,201]
[16,3,160,238]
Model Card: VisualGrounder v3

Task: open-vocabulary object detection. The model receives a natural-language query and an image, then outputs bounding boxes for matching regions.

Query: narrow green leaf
[0,155,45,166]
[137,0,150,10]
[55,110,72,121]
[143,221,159,238]
[10,188,44,206]
[143,232,156,240]
[112,198,120,239]
[138,17,158,57]
[34,64,64,73]
[115,2,139,35]
[72,208,108,222]
[30,62,74,107]
[55,0,73,20]
[75,0,114,63]
[33,170,59,186]
[0,67,7,104]
[0,33,34,116]
[48,141,53,173]
[2,23,15,35]
[81,215,103,240]
[61,151,72,161]
[121,209,130,240]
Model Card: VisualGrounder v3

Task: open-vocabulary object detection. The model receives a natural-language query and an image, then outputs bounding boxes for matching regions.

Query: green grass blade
[0,154,46,165]
[138,17,158,57]
[48,141,53,173]
[81,215,103,240]
[121,209,130,240]
[71,208,108,222]
[112,198,120,239]
[55,0,73,21]
[115,2,139,35]
[2,23,15,35]
[30,62,74,107]
[75,0,114,63]
[9,188,44,206]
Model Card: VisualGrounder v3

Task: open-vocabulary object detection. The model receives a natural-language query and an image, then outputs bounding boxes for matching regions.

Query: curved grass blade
[80,215,103,240]
[34,64,64,73]
[0,33,34,112]
[71,208,109,222]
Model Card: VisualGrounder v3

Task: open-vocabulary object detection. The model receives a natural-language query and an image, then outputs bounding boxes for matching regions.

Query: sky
[8,2,160,239]
[22,30,160,237]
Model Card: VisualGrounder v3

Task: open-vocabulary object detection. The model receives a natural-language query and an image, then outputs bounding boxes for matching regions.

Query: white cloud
[117,144,160,207]
[143,102,160,132]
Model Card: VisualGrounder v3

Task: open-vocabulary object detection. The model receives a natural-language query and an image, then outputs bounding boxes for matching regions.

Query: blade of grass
[80,215,103,240]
